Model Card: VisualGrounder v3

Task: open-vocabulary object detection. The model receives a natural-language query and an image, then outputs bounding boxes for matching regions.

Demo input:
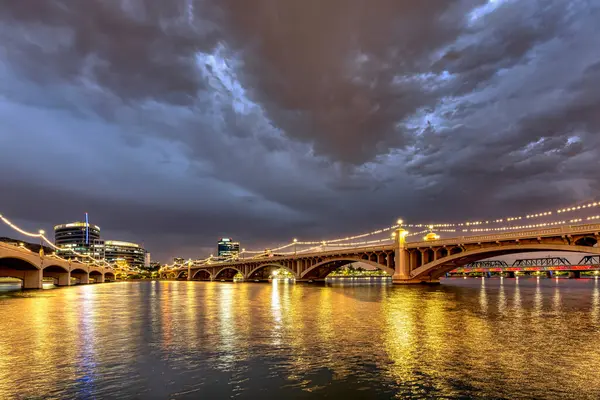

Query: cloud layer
[1,0,599,261]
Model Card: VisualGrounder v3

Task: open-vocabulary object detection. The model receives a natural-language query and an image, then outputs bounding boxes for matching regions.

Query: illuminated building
[54,221,101,258]
[218,238,240,258]
[104,240,147,269]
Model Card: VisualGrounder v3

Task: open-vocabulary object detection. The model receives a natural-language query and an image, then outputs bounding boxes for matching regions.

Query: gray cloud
[1,0,599,261]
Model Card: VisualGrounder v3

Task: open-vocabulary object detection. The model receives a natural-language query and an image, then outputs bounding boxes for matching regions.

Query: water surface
[1,278,600,399]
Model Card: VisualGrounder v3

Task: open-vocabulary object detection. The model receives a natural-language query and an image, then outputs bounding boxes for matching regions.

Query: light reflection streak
[479,277,488,314]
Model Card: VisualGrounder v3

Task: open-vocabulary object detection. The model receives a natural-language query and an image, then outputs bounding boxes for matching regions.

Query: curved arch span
[214,267,243,280]
[0,256,40,270]
[300,257,394,279]
[411,244,600,280]
[176,270,188,279]
[192,269,213,280]
[247,263,297,280]
[42,264,69,273]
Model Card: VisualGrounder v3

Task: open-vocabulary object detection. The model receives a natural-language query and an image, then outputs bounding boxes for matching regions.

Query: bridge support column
[568,271,580,279]
[393,229,413,284]
[95,274,105,283]
[23,269,43,289]
[57,271,71,286]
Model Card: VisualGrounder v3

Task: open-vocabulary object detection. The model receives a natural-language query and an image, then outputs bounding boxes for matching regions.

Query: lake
[1,278,599,399]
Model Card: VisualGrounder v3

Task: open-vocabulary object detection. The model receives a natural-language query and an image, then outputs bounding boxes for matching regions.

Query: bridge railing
[0,240,115,272]
[183,244,396,269]
[407,223,600,247]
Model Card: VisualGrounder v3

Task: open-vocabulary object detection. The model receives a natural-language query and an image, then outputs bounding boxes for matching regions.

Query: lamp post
[293,238,298,256]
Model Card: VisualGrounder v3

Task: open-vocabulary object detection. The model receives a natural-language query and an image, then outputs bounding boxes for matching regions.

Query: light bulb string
[0,213,127,271]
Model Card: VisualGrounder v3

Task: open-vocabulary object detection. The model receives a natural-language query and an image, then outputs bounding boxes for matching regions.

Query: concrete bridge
[0,241,117,289]
[170,223,600,284]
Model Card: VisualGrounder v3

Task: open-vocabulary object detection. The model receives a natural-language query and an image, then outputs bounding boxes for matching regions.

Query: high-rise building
[145,252,151,268]
[104,240,147,269]
[217,238,240,259]
[54,221,101,258]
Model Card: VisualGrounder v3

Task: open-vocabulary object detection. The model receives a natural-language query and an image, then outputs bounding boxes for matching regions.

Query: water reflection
[1,279,600,398]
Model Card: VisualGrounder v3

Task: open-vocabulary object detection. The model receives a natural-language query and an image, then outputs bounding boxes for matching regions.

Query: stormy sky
[1,0,599,262]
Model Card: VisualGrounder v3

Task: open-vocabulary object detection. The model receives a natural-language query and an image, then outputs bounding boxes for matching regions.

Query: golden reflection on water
[2,280,600,398]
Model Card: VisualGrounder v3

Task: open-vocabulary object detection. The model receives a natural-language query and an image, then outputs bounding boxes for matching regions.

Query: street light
[293,238,298,255]
[38,229,45,249]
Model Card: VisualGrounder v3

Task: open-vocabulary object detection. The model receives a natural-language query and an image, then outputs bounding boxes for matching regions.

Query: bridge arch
[104,271,116,282]
[575,236,598,247]
[300,257,394,280]
[42,264,71,286]
[89,269,104,283]
[214,267,243,281]
[70,267,89,284]
[191,269,213,280]
[411,243,600,281]
[0,256,43,289]
[247,263,297,280]
[176,270,188,279]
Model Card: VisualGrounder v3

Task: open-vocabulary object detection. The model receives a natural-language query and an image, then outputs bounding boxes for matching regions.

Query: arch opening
[301,258,394,280]
[575,237,598,247]
[248,264,295,281]
[43,265,71,287]
[411,244,600,281]
[176,270,188,280]
[192,269,212,281]
[70,268,89,285]
[0,257,42,289]
[214,267,242,281]
[89,270,104,283]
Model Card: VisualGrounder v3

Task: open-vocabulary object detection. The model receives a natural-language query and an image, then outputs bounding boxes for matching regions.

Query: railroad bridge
[0,241,117,289]
[172,224,600,284]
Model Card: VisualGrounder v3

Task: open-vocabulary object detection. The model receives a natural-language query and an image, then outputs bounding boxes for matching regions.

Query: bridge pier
[44,271,71,286]
[71,271,89,284]
[392,229,413,284]
[23,269,43,289]
[568,271,581,279]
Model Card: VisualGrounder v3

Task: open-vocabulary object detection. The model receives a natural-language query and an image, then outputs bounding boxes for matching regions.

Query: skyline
[1,1,600,261]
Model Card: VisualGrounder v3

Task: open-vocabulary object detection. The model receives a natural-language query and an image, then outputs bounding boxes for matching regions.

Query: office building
[104,240,147,269]
[218,238,240,258]
[54,221,101,258]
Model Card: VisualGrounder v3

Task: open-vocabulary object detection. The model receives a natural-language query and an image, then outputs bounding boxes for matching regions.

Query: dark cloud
[1,0,599,261]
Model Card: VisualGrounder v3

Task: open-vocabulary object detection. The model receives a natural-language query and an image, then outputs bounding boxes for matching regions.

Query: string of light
[0,213,126,270]
[405,199,600,229]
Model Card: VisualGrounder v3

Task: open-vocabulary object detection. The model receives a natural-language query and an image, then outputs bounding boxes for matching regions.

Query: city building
[104,240,147,269]
[218,238,240,259]
[145,252,151,268]
[54,221,101,258]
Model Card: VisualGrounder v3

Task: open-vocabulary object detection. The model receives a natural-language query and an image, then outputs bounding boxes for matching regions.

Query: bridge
[0,241,117,289]
[168,223,600,284]
[451,255,600,278]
